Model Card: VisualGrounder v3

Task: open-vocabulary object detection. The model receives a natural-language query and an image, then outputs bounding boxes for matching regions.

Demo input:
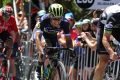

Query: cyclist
[31,9,46,42]
[92,3,120,80]
[0,5,19,80]
[32,10,47,33]
[35,3,70,79]
[30,10,46,58]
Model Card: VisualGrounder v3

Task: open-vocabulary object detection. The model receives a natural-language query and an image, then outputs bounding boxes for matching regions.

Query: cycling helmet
[37,10,46,17]
[65,13,74,20]
[1,6,13,16]
[48,3,63,18]
[64,12,75,21]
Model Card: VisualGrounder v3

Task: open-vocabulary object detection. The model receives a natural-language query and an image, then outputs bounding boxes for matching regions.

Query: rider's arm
[58,21,72,48]
[10,16,20,44]
[102,22,114,55]
[10,30,16,43]
[57,30,67,48]
[35,26,44,53]
[36,19,47,51]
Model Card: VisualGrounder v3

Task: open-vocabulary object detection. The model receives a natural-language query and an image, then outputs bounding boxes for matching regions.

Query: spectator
[17,11,28,31]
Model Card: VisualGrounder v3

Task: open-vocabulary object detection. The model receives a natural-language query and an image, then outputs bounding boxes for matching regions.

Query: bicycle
[27,46,75,80]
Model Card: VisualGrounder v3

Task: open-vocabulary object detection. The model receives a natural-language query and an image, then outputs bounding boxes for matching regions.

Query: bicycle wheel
[116,72,120,80]
[27,62,37,80]
[89,67,112,80]
[51,61,67,80]
[103,64,117,80]
[104,73,115,80]
[15,59,24,80]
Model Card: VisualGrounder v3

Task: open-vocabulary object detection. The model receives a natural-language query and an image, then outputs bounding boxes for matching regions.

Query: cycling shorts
[97,40,108,54]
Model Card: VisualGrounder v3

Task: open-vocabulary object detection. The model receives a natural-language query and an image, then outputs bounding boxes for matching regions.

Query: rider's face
[51,18,61,28]
[67,18,75,26]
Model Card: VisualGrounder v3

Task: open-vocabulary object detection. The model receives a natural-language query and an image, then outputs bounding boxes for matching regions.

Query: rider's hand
[110,52,119,60]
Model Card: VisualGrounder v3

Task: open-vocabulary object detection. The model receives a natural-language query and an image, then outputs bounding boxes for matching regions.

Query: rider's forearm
[16,32,20,44]
[10,31,16,43]
[36,32,43,53]
[102,35,114,55]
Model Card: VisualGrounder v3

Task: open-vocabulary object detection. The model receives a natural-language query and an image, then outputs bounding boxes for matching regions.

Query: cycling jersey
[38,14,70,47]
[0,12,18,33]
[0,12,18,42]
[97,4,120,53]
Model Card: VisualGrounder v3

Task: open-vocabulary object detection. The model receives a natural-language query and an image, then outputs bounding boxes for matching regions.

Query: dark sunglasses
[52,17,62,21]
[3,13,12,18]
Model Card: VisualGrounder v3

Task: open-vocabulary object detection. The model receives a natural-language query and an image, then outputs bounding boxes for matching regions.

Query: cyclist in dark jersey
[35,3,70,79]
[93,3,120,80]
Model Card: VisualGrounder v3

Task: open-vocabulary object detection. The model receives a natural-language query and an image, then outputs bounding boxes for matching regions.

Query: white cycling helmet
[37,10,46,17]
[65,12,74,20]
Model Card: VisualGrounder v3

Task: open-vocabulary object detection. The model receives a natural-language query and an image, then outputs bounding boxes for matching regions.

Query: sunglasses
[52,17,62,21]
[3,13,12,18]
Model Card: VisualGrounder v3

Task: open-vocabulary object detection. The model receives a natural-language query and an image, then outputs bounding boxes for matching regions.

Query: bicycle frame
[40,47,74,80]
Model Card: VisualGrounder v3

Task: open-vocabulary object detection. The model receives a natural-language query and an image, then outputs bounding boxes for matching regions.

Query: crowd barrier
[21,36,120,80]
[61,46,120,80]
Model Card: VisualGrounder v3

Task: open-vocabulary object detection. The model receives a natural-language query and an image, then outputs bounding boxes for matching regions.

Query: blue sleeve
[40,13,51,22]
[60,21,70,34]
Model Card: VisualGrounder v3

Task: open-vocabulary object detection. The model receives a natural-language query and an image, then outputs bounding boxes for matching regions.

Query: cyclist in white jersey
[93,3,120,80]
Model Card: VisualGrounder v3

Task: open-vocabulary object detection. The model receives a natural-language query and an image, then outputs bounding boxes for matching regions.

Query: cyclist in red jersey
[0,5,19,80]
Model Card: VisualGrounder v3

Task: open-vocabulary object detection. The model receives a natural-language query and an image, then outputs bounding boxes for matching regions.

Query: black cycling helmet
[91,18,99,26]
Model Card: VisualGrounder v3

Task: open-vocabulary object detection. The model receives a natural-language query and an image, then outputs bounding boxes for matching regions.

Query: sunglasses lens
[52,17,62,21]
